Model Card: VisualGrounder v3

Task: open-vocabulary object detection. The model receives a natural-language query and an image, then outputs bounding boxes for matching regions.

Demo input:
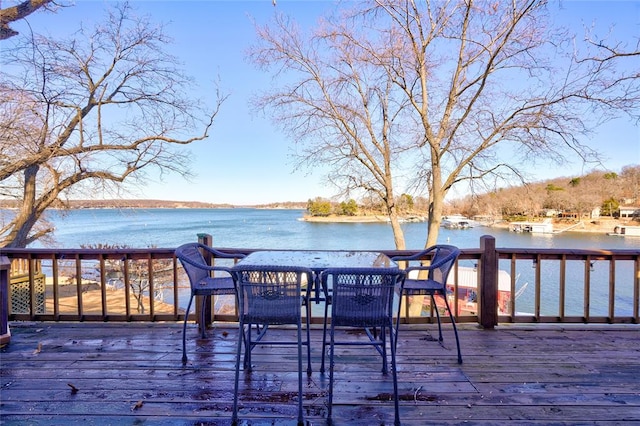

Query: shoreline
[300,215,398,223]
[301,215,633,235]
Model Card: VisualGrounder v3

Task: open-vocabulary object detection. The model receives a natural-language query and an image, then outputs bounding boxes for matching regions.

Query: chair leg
[394,292,405,352]
[442,294,463,364]
[232,318,244,424]
[389,319,400,426]
[200,295,208,339]
[305,312,312,376]
[320,300,330,374]
[432,294,444,342]
[245,322,252,371]
[380,325,388,374]
[327,323,336,424]
[182,295,194,365]
[296,321,304,425]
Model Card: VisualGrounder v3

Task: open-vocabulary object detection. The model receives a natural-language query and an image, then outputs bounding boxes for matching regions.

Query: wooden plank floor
[2,322,639,425]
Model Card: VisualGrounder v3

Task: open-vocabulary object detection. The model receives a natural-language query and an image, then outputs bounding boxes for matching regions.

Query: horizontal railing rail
[1,235,639,339]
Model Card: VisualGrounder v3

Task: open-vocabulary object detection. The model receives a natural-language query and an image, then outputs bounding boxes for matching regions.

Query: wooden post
[198,233,213,249]
[1,256,11,346]
[197,234,213,330]
[479,235,498,329]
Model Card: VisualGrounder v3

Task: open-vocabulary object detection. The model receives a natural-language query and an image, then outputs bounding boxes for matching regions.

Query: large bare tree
[0,2,226,247]
[251,6,418,249]
[251,0,639,249]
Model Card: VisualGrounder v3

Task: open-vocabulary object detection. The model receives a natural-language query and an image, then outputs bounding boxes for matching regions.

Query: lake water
[39,207,638,251]
[29,208,638,317]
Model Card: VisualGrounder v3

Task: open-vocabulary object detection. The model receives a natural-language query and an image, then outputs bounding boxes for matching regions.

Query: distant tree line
[0,199,229,209]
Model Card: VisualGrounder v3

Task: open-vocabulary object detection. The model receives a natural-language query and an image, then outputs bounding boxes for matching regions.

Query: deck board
[1,322,639,425]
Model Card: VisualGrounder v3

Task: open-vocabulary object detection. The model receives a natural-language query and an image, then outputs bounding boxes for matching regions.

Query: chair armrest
[405,265,437,275]
[176,253,234,275]
[391,247,437,262]
[393,247,459,269]
[199,244,246,260]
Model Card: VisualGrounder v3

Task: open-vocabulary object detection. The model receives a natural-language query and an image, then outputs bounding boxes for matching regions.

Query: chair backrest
[406,245,460,288]
[175,243,210,287]
[233,265,313,325]
[321,268,404,327]
[175,243,239,289]
[427,245,460,284]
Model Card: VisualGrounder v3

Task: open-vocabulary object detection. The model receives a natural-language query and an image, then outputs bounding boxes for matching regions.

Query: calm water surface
[40,207,638,251]
[31,208,638,316]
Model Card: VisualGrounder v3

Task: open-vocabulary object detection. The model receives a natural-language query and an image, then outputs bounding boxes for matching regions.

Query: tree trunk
[425,169,445,249]
[5,165,40,248]
[388,207,406,250]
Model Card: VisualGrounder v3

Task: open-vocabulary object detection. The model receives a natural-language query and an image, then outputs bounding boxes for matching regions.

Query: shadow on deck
[1,322,639,425]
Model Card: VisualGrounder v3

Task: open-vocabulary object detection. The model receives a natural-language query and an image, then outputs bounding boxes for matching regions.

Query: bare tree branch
[0,0,58,40]
[250,0,639,249]
[0,2,227,247]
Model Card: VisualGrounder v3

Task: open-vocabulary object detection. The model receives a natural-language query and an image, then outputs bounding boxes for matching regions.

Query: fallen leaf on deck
[67,383,79,394]
[33,343,42,354]
[132,400,144,411]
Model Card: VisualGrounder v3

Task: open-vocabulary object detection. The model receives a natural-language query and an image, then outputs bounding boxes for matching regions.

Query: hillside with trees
[0,199,231,210]
[305,165,640,223]
[449,165,639,221]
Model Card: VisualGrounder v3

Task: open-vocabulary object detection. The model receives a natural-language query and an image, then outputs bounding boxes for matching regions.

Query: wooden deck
[1,322,639,425]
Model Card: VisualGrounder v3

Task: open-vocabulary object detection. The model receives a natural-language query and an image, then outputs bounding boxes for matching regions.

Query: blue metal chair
[232,265,313,426]
[320,267,404,426]
[392,244,462,364]
[175,243,243,365]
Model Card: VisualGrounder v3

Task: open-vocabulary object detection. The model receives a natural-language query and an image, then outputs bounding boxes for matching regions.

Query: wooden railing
[496,247,640,324]
[1,235,639,342]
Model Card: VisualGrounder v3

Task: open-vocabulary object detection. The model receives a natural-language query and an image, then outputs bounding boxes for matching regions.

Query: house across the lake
[618,205,640,219]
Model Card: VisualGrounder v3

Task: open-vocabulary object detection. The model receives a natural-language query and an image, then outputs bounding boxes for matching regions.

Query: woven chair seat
[192,276,236,296]
[401,278,443,294]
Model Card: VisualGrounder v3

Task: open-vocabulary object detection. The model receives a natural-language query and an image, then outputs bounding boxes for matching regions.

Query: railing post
[479,235,498,329]
[196,233,213,330]
[1,256,10,345]
[198,233,213,248]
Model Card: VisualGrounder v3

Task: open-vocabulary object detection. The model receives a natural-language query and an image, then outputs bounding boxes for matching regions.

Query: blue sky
[12,1,640,205]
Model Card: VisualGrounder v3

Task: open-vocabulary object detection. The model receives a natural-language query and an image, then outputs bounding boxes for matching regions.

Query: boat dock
[510,218,554,234]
